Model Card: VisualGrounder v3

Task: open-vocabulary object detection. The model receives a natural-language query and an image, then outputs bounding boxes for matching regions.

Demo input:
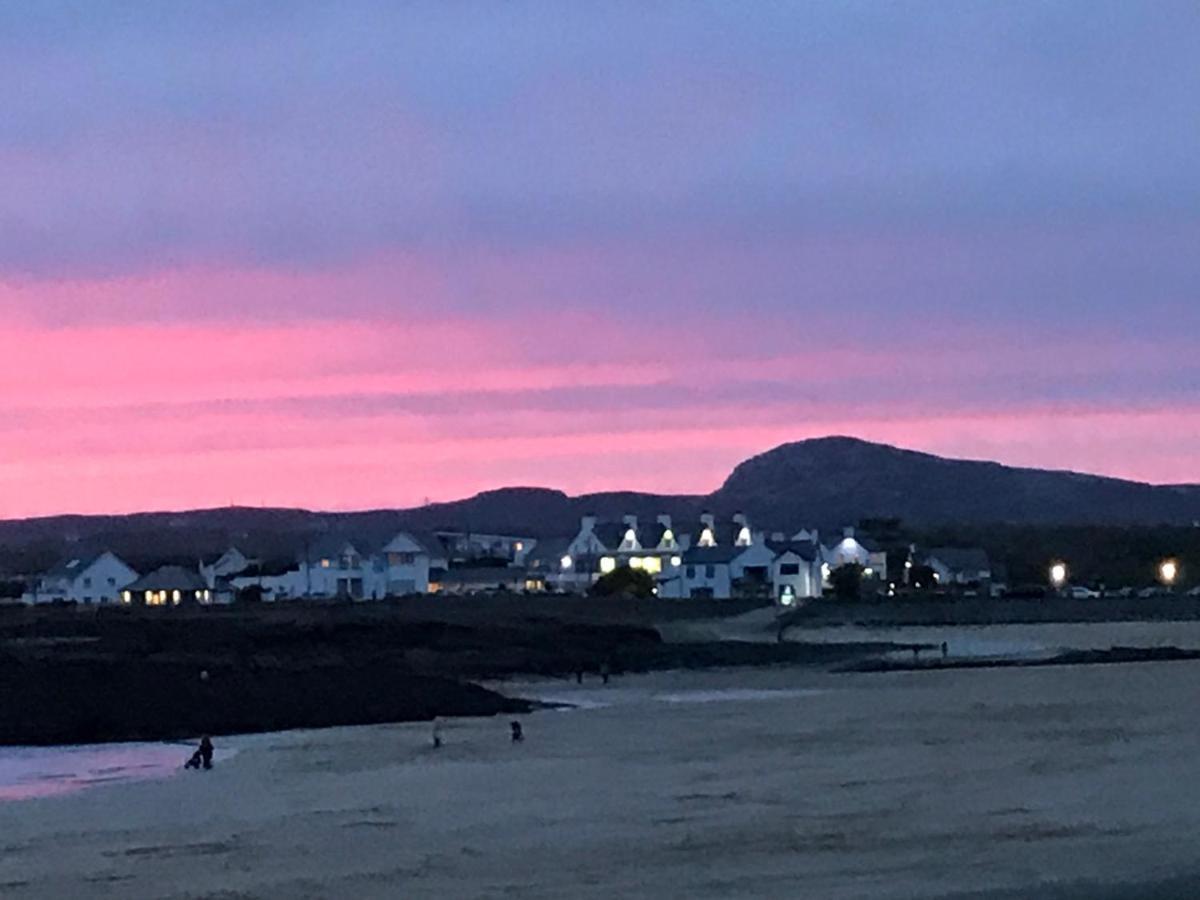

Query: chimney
[580,515,597,534]
[700,512,715,529]
[656,514,672,530]
[622,514,639,531]
[732,512,747,527]
[843,526,856,540]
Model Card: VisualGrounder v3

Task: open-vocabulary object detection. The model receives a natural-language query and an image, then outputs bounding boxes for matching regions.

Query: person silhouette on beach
[432,718,443,749]
[510,721,524,743]
[185,735,214,770]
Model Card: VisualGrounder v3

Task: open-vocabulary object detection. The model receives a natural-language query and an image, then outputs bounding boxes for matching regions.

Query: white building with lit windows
[123,565,212,607]
[557,514,688,591]
[821,527,888,583]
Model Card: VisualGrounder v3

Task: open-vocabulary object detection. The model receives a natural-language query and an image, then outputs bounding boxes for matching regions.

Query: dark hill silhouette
[711,436,1200,528]
[0,437,1196,571]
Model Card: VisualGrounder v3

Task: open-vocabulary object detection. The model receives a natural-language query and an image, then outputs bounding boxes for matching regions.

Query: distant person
[431,718,443,750]
[510,721,524,743]
[185,735,214,770]
[600,661,611,685]
[576,668,584,685]
[941,641,949,660]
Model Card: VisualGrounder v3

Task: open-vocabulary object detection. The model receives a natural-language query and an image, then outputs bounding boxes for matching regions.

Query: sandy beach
[2,661,1199,899]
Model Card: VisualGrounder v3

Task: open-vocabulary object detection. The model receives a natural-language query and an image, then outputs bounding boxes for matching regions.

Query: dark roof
[925,547,991,573]
[43,554,106,581]
[406,530,449,558]
[526,536,573,570]
[301,535,367,563]
[682,545,746,565]
[766,539,818,561]
[590,523,627,550]
[127,565,207,592]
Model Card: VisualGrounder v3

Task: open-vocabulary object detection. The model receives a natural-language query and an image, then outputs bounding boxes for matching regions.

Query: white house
[768,539,823,606]
[200,547,253,589]
[659,517,772,600]
[558,514,687,592]
[29,551,139,605]
[378,531,432,596]
[822,527,888,584]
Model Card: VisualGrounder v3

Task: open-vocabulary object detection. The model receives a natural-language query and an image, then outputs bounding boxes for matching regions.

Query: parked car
[1068,585,1101,600]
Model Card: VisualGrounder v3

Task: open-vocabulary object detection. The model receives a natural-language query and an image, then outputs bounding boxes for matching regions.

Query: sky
[2,1,1198,517]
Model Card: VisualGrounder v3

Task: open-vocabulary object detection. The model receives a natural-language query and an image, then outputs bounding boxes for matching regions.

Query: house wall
[34,553,138,605]
[681,562,732,599]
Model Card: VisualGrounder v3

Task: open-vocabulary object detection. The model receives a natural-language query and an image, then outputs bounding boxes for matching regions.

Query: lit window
[122,591,132,604]
[599,557,616,574]
[630,557,644,569]
[321,559,331,569]
[863,568,874,577]
[144,590,154,604]
[624,528,637,545]
[172,590,181,604]
[698,528,716,547]
[642,556,662,574]
[195,590,202,600]
[560,555,573,570]
[662,529,674,545]
[203,590,211,602]
[515,542,524,552]
[736,527,752,546]
[670,555,682,567]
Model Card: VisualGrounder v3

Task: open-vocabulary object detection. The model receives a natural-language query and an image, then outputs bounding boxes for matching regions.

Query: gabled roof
[302,535,366,563]
[43,551,132,582]
[591,523,627,550]
[405,530,449,558]
[380,532,429,555]
[127,565,208,592]
[766,539,818,561]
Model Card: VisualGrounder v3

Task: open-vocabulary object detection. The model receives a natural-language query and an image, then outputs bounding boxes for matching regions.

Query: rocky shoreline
[0,604,897,745]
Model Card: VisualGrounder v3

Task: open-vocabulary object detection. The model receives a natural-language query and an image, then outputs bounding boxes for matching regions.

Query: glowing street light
[1049,562,1068,589]
[1159,559,1180,587]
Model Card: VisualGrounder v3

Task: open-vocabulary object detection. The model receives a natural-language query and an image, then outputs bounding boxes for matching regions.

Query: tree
[590,566,656,599]
[909,564,939,591]
[827,563,864,602]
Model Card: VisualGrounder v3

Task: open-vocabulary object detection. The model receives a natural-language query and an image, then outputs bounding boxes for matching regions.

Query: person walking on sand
[600,661,611,685]
[431,718,443,749]
[510,721,524,743]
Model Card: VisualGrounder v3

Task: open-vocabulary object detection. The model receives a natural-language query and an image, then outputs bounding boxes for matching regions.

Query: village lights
[1049,562,1068,589]
[1159,559,1180,587]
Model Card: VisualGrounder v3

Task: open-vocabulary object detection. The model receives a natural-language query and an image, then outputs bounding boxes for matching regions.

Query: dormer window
[698,528,716,548]
[736,526,752,547]
[661,529,675,547]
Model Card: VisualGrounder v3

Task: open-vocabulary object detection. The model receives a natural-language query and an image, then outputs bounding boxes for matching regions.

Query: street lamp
[1159,559,1180,588]
[1049,561,1068,590]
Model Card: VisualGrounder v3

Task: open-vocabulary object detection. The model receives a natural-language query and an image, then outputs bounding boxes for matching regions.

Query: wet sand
[1,662,1198,898]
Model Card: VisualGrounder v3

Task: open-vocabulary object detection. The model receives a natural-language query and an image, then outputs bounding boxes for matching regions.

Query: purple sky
[2,1,1198,516]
